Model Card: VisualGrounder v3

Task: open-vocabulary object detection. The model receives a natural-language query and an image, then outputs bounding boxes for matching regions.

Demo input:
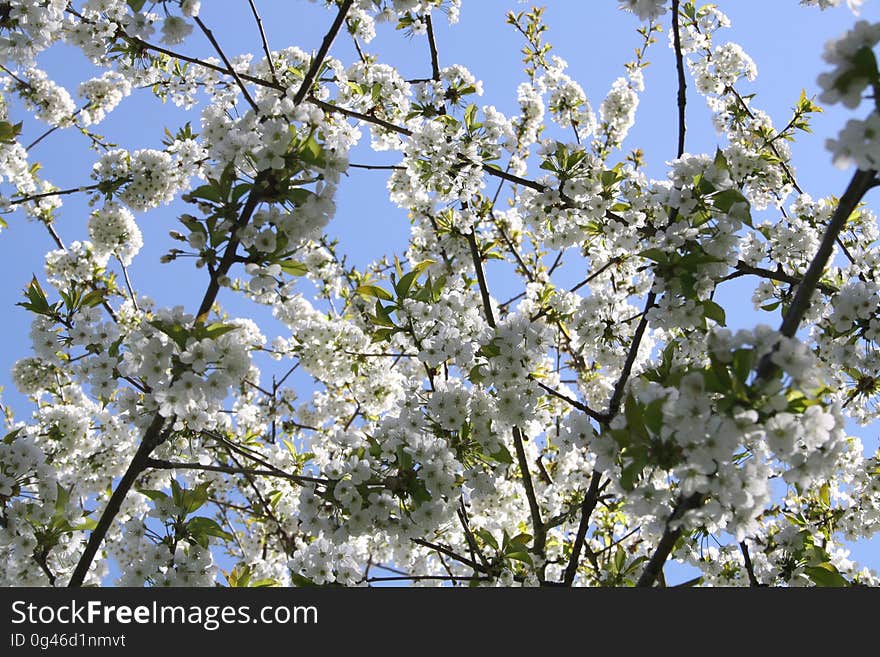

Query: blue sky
[2,0,879,580]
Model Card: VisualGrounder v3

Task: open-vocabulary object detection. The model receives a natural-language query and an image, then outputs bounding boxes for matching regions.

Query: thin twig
[8,183,104,206]
[722,261,837,295]
[193,15,260,113]
[534,379,607,423]
[145,458,327,486]
[118,258,139,312]
[247,0,280,86]
[411,538,486,573]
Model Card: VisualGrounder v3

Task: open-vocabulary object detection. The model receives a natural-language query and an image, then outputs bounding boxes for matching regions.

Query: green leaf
[640,248,668,263]
[478,341,501,358]
[148,320,190,351]
[505,551,533,566]
[464,104,479,130]
[805,563,849,588]
[202,322,239,340]
[182,482,211,514]
[55,483,70,514]
[80,289,105,309]
[620,447,648,491]
[372,300,396,327]
[186,184,224,204]
[643,398,664,434]
[279,260,308,276]
[732,349,755,384]
[138,488,168,502]
[475,529,499,550]
[355,284,394,301]
[624,395,648,442]
[226,564,278,587]
[0,120,22,144]
[169,479,210,515]
[395,270,421,299]
[291,573,317,587]
[298,134,326,168]
[488,444,513,464]
[3,428,24,445]
[702,300,726,326]
[18,276,53,316]
[711,188,752,226]
[396,445,413,471]
[186,517,233,548]
[126,0,147,11]
[71,517,99,531]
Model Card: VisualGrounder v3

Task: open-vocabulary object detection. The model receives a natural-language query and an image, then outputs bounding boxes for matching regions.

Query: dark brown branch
[196,189,262,318]
[425,13,441,81]
[365,575,488,583]
[740,540,762,587]
[308,95,413,136]
[348,162,405,171]
[33,548,57,586]
[635,492,703,588]
[562,471,602,586]
[145,458,327,486]
[723,261,837,295]
[457,500,490,571]
[777,168,877,339]
[8,183,104,206]
[292,0,355,105]
[411,538,486,573]
[26,107,84,151]
[247,0,280,86]
[533,379,607,423]
[193,16,259,113]
[466,230,496,328]
[512,426,546,566]
[569,258,620,293]
[606,290,656,419]
[223,448,293,549]
[671,0,687,159]
[756,168,877,380]
[725,85,803,195]
[68,414,167,586]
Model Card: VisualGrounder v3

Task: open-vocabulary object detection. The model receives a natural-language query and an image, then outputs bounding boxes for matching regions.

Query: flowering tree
[0,0,879,588]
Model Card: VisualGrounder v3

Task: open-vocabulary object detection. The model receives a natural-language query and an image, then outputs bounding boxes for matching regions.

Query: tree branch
[606,290,656,419]
[756,168,877,379]
[292,0,355,105]
[193,15,260,113]
[68,413,167,586]
[145,458,327,486]
[247,0,279,86]
[465,229,496,329]
[635,492,703,588]
[533,379,607,423]
[562,471,602,586]
[723,261,837,295]
[425,13,441,81]
[740,540,762,587]
[671,0,687,159]
[411,538,486,573]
